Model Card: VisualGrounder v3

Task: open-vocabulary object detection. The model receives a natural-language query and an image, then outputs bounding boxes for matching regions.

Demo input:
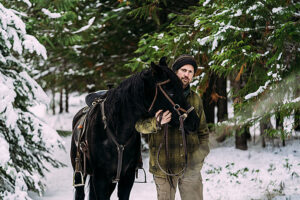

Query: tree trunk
[235,126,250,150]
[295,74,300,131]
[260,116,273,148]
[51,88,56,115]
[295,110,300,131]
[202,72,216,125]
[65,87,69,113]
[59,88,63,114]
[230,74,250,150]
[276,112,285,146]
[216,75,228,122]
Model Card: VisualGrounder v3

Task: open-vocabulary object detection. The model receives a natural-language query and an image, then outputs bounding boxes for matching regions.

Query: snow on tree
[0,2,63,199]
[129,0,300,136]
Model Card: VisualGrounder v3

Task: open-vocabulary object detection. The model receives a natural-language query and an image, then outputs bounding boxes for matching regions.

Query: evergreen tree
[129,0,300,148]
[0,2,63,198]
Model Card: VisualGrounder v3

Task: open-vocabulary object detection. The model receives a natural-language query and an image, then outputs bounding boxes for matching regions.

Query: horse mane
[104,70,150,130]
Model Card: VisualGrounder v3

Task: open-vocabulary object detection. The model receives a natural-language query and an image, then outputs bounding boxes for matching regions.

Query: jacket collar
[183,85,191,98]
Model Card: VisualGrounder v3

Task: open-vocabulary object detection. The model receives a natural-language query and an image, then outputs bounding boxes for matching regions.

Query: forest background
[0,0,299,199]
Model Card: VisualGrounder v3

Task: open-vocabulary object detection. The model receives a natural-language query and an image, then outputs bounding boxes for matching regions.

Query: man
[135,55,210,200]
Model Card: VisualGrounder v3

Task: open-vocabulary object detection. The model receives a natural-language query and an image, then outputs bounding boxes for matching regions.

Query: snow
[272,7,284,14]
[157,33,164,39]
[23,35,47,59]
[72,17,95,34]
[245,80,271,100]
[194,18,200,27]
[27,93,300,200]
[212,38,218,51]
[41,9,61,19]
[203,0,211,6]
[234,9,242,17]
[291,97,300,103]
[152,46,159,51]
[0,3,63,199]
[0,137,10,164]
[22,0,32,7]
[197,36,210,45]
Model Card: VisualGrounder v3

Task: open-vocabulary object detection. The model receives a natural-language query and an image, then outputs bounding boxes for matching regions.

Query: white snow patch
[152,46,159,51]
[0,137,10,164]
[291,96,300,103]
[272,7,283,13]
[203,0,211,6]
[21,0,32,7]
[245,80,271,100]
[234,9,242,17]
[72,17,95,34]
[28,92,300,200]
[194,18,200,27]
[41,8,61,18]
[23,34,47,59]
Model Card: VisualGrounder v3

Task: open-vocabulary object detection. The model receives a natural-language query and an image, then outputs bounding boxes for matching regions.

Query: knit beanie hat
[172,55,197,73]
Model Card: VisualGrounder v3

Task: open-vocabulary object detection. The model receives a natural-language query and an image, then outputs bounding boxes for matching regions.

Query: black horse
[70,57,200,200]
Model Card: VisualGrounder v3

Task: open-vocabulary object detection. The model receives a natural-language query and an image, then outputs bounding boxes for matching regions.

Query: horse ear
[159,56,168,67]
[151,61,163,74]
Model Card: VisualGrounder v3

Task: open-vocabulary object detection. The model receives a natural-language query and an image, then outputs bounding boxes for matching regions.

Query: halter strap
[148,79,170,112]
[148,79,194,119]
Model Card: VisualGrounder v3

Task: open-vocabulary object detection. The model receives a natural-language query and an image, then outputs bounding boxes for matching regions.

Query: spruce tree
[0,2,63,199]
[129,0,300,147]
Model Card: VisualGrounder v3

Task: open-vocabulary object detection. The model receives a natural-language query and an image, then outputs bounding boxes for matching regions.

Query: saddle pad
[73,107,90,146]
[85,90,108,107]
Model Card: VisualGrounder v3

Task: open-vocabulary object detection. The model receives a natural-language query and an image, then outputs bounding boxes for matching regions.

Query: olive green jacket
[135,90,210,178]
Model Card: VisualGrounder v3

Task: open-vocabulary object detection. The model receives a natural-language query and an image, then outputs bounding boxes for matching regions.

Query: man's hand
[155,110,172,125]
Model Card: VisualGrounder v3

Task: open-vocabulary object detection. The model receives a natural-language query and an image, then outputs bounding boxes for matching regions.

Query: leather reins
[148,79,195,181]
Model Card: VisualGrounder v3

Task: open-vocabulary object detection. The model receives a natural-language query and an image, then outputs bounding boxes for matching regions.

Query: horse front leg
[89,172,115,200]
[117,168,136,200]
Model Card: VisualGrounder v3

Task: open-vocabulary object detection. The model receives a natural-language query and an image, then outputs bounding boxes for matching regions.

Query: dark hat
[172,55,197,73]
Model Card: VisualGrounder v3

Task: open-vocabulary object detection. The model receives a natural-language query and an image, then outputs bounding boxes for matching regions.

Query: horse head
[142,57,200,132]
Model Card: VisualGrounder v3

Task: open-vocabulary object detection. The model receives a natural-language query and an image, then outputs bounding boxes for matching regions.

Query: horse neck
[104,86,147,137]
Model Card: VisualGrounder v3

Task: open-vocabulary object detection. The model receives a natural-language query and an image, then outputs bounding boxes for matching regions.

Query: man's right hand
[155,110,172,125]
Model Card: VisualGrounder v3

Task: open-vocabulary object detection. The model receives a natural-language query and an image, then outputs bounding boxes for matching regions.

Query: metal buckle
[179,113,188,120]
[73,171,85,187]
[135,168,147,183]
[173,104,180,110]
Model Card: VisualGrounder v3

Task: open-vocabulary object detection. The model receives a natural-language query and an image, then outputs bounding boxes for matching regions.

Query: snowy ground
[29,93,300,200]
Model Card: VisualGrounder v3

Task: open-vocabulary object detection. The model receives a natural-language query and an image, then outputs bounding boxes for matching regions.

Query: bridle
[148,79,195,181]
[148,79,194,118]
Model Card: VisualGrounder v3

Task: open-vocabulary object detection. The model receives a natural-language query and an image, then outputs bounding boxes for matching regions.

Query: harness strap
[158,84,187,114]
[148,79,170,112]
[106,126,136,183]
[101,99,107,129]
[99,99,136,183]
[156,117,188,178]
[148,84,158,112]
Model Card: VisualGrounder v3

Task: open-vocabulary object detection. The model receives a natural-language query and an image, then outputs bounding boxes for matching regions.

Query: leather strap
[106,126,136,183]
[156,117,187,177]
[99,99,136,183]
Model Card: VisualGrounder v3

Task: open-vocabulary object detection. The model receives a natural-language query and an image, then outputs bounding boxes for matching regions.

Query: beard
[181,77,190,88]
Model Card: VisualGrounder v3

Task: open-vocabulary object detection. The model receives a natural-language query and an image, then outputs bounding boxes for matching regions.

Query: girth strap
[99,99,136,183]
[106,126,136,183]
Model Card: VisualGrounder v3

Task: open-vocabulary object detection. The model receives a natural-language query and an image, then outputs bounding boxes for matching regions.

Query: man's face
[176,64,194,88]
